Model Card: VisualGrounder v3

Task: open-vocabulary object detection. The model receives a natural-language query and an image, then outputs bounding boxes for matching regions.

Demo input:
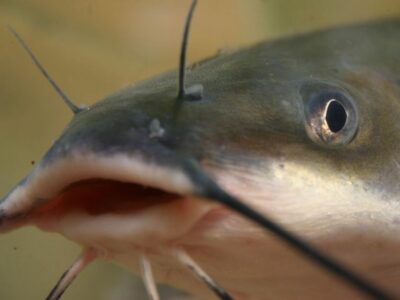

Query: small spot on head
[185,84,204,101]
[149,119,165,139]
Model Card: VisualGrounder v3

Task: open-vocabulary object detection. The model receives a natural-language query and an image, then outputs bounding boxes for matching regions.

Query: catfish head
[1,2,400,300]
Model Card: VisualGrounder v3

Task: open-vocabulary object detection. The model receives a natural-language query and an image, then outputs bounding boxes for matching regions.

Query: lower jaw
[47,199,214,252]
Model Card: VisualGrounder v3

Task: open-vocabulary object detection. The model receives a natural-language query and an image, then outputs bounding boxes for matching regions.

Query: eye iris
[325,100,347,133]
[302,85,358,146]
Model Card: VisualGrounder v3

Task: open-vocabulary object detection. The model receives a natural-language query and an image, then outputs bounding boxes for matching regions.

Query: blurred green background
[0,1,400,299]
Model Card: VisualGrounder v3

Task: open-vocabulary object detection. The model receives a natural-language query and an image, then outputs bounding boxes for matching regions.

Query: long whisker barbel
[46,250,96,300]
[7,27,86,114]
[183,160,393,300]
[177,0,198,101]
[174,249,235,300]
[140,256,161,300]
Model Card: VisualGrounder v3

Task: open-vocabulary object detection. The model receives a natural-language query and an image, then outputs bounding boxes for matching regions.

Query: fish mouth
[0,151,216,251]
[32,179,182,222]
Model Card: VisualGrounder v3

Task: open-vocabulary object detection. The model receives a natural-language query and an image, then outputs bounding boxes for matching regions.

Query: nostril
[149,119,165,139]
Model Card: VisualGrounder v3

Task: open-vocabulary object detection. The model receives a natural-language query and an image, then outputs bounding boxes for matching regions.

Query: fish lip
[0,149,201,231]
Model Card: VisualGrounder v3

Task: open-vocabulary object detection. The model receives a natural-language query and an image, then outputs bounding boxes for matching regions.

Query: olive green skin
[1,17,400,300]
[42,18,400,199]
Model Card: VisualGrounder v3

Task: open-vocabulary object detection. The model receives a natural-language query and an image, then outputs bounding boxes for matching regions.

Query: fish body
[2,17,400,300]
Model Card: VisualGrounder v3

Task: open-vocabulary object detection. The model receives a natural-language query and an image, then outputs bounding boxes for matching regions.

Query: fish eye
[303,90,358,146]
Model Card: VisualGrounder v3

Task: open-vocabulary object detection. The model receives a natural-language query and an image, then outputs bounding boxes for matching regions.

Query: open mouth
[30,179,183,224]
[0,153,216,250]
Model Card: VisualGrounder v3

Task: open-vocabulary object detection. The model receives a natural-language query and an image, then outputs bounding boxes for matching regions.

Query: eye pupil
[325,100,347,133]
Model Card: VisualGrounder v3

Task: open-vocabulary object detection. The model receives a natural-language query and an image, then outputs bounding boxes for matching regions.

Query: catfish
[1,1,400,299]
